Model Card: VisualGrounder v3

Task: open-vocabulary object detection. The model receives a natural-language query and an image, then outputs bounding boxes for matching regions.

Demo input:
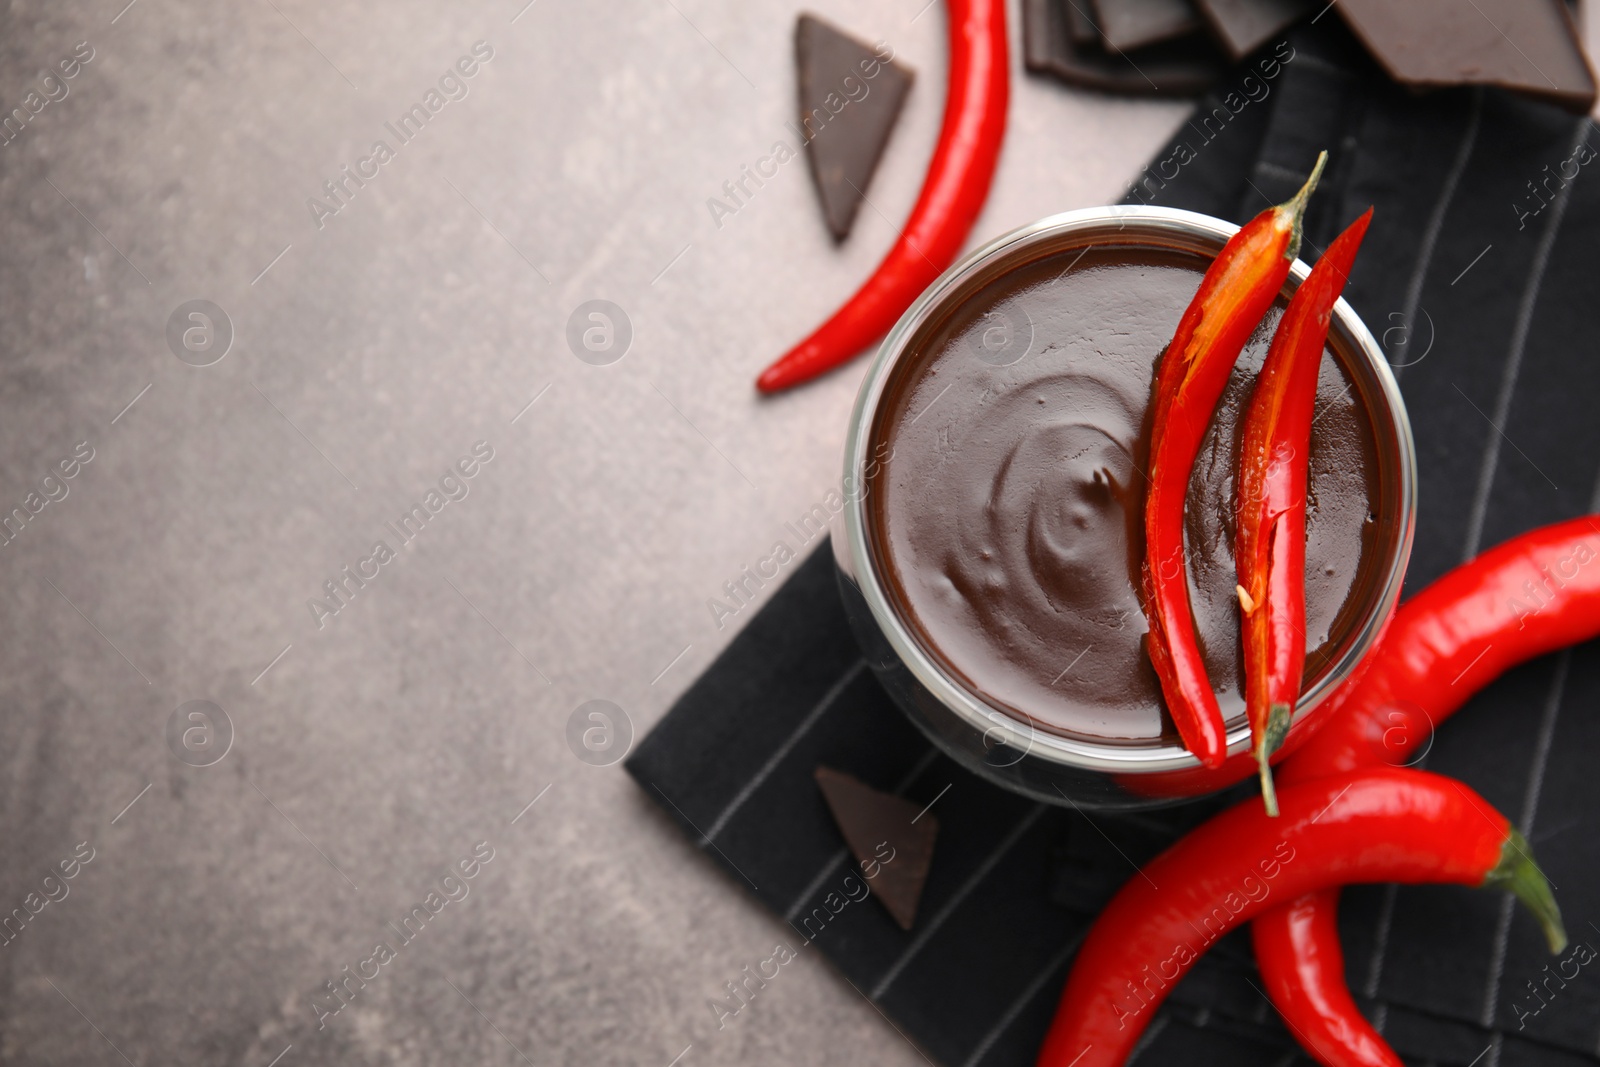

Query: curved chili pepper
[1236,208,1373,814]
[1142,151,1325,770]
[1286,513,1600,780]
[1036,768,1564,1067]
[755,0,1009,393]
[1252,891,1403,1067]
[1252,514,1600,1067]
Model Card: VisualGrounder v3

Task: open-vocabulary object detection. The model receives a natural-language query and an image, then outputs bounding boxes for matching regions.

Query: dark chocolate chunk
[1090,0,1204,52]
[1024,0,1226,97]
[1336,0,1595,112]
[1193,0,1315,59]
[1064,0,1103,46]
[795,14,914,242]
[814,765,937,931]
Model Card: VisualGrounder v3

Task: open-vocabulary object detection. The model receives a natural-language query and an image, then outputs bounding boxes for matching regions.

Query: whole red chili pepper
[1035,768,1564,1067]
[1286,513,1600,780]
[1252,514,1600,1067]
[1252,892,1403,1067]
[755,0,1008,393]
[1236,208,1373,814]
[1142,151,1325,770]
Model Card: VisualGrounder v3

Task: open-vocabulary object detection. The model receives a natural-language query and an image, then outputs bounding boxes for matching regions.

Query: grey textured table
[0,3,1573,1066]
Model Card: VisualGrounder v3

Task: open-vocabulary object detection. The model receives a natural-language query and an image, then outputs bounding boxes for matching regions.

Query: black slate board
[630,19,1600,1067]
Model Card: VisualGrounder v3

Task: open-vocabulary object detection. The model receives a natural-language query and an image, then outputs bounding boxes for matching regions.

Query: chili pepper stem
[1264,701,1292,754]
[1256,750,1279,818]
[1277,150,1327,263]
[1484,827,1568,953]
[1255,702,1292,817]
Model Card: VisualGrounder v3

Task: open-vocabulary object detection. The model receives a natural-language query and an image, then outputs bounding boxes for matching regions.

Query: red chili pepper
[1252,514,1600,1067]
[1286,513,1600,781]
[1142,152,1325,770]
[755,0,1008,393]
[1035,768,1564,1067]
[1235,208,1373,814]
[1252,891,1404,1067]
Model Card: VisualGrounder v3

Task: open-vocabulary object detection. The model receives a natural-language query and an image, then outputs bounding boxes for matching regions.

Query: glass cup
[832,206,1416,810]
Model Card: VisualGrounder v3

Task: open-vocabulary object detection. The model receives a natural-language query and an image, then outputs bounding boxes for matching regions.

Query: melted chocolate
[868,246,1383,745]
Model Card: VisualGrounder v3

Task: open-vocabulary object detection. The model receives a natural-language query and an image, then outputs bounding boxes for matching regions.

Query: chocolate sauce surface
[868,246,1383,744]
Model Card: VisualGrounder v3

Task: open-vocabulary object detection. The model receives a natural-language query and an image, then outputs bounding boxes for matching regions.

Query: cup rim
[839,204,1417,774]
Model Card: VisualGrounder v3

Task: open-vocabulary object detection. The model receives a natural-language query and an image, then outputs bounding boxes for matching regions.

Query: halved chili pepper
[1035,767,1564,1067]
[1235,207,1373,815]
[1252,515,1600,1067]
[1142,151,1326,770]
[756,0,1009,393]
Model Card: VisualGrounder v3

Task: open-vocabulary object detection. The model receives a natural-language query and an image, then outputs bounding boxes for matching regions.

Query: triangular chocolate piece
[1337,0,1595,113]
[1091,0,1203,53]
[814,765,937,930]
[1064,0,1102,45]
[795,14,914,242]
[1193,0,1314,60]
